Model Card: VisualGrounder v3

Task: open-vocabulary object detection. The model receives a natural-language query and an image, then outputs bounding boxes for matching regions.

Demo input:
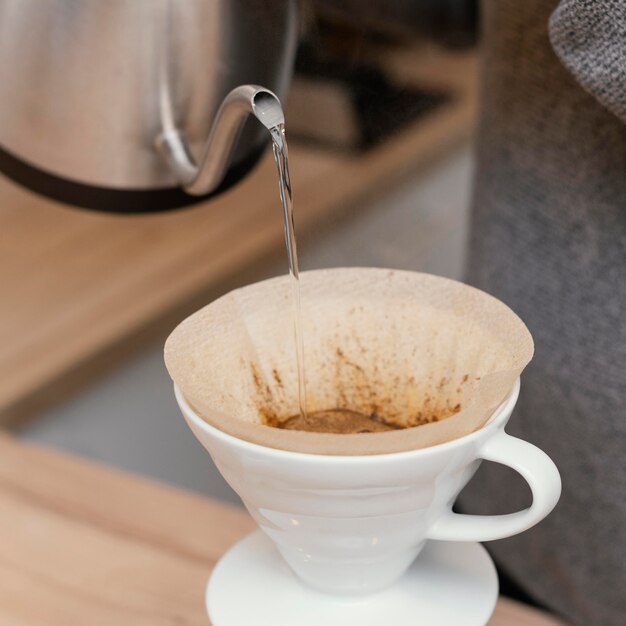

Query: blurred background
[1,0,478,504]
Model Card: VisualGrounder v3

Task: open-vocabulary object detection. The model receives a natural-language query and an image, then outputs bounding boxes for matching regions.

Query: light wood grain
[0,50,478,426]
[0,433,569,625]
[0,433,253,626]
[490,601,570,626]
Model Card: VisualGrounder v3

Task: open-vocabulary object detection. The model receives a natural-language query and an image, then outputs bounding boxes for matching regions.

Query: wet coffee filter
[165,268,533,455]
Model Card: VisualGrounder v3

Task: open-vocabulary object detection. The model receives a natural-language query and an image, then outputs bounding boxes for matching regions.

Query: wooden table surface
[0,433,569,626]
[0,47,477,427]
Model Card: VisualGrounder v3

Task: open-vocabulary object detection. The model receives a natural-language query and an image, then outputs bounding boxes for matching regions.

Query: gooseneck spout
[156,85,284,196]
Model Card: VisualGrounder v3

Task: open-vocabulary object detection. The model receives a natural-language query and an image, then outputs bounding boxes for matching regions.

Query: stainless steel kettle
[0,0,297,211]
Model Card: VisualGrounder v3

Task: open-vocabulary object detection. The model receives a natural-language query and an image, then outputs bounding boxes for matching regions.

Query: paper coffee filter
[165,268,533,455]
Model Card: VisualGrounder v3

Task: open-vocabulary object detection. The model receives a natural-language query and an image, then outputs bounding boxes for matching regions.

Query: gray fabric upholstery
[460,2,626,625]
[550,0,626,123]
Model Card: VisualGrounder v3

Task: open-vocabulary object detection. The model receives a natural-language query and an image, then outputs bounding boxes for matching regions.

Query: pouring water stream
[269,123,308,418]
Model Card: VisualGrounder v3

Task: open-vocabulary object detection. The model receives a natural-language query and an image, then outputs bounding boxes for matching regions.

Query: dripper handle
[427,431,561,542]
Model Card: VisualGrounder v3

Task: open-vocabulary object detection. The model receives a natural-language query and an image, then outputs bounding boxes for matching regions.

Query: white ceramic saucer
[207,530,498,626]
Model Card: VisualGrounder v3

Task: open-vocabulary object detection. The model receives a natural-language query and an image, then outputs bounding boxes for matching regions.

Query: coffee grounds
[268,409,401,434]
